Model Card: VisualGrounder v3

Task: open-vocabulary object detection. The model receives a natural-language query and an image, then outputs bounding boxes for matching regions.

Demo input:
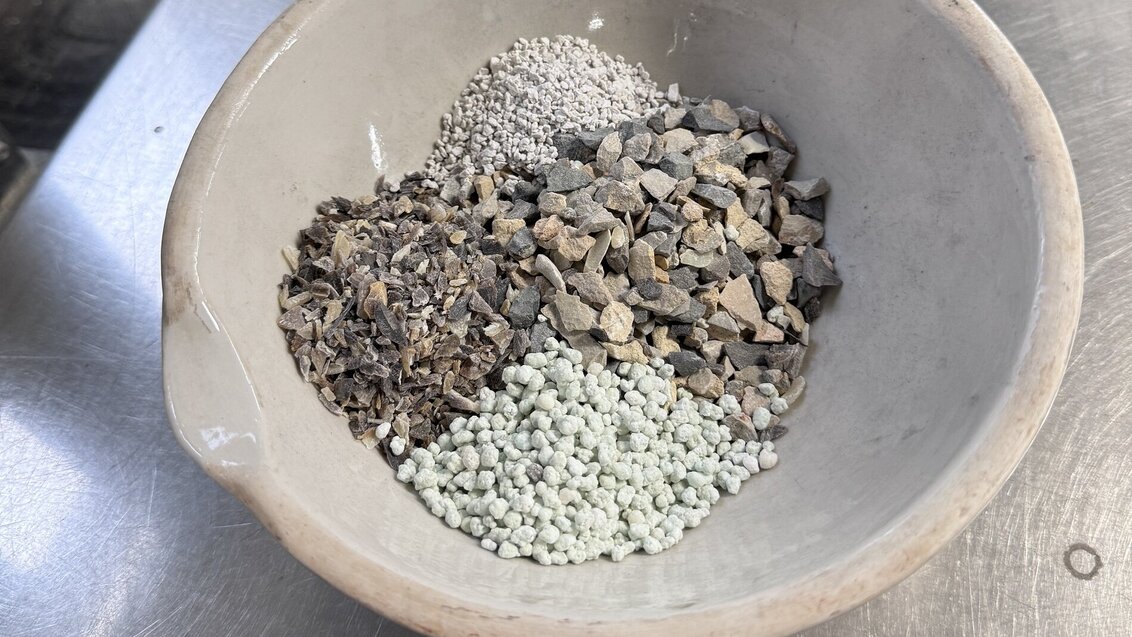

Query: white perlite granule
[393,337,783,565]
[423,35,660,182]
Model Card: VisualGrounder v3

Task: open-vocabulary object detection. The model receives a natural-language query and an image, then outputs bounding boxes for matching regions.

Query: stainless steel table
[1,1,1128,634]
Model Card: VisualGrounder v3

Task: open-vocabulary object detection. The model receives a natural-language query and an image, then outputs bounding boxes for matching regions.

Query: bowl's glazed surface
[162,1,1082,634]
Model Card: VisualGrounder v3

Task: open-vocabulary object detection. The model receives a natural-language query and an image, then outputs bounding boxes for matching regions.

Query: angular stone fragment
[735,106,761,131]
[637,284,692,316]
[532,215,565,247]
[669,297,707,324]
[507,227,537,258]
[596,180,645,213]
[667,349,707,376]
[753,320,785,344]
[784,177,830,201]
[701,340,724,365]
[682,220,724,252]
[774,195,791,223]
[599,302,635,344]
[723,342,769,370]
[698,287,720,315]
[725,413,757,441]
[781,302,806,332]
[567,271,613,307]
[622,133,653,162]
[596,132,622,174]
[781,375,806,404]
[687,367,725,398]
[603,340,649,363]
[603,271,631,298]
[716,141,747,170]
[658,153,693,180]
[639,169,678,201]
[647,202,681,233]
[609,157,644,183]
[718,276,763,329]
[576,207,618,234]
[554,294,597,333]
[617,120,651,140]
[766,147,795,177]
[503,199,538,220]
[645,126,665,155]
[435,178,462,205]
[663,106,687,130]
[491,217,526,246]
[667,267,700,290]
[512,179,541,201]
[507,285,541,328]
[684,99,740,132]
[650,325,682,357]
[802,297,822,322]
[778,214,825,245]
[627,241,656,283]
[793,197,825,221]
[578,127,614,150]
[759,368,790,394]
[794,278,821,309]
[694,160,746,188]
[678,199,706,223]
[637,278,663,300]
[553,133,595,163]
[545,159,594,192]
[766,343,807,377]
[660,128,697,154]
[742,188,771,226]
[738,131,770,155]
[706,311,741,341]
[538,191,568,215]
[700,252,731,283]
[690,183,738,209]
[733,365,765,385]
[759,260,794,305]
[678,249,715,268]
[684,326,710,349]
[760,113,797,153]
[672,177,697,199]
[727,243,756,277]
[556,230,597,262]
[605,242,628,273]
[801,244,842,287]
[528,322,556,352]
[562,331,608,367]
[472,175,495,201]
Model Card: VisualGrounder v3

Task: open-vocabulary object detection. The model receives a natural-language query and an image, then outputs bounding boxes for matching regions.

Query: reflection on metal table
[0,0,1129,634]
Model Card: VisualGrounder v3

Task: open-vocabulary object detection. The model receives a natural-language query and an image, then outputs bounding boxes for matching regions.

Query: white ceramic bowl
[162,1,1082,634]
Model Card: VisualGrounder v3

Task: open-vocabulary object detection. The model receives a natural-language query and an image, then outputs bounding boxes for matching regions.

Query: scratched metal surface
[0,0,1127,634]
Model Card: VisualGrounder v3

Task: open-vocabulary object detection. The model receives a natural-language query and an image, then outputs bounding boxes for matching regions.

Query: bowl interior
[169,0,1049,630]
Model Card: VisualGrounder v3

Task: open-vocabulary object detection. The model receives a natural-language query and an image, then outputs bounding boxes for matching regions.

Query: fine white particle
[424,35,659,182]
[395,339,777,564]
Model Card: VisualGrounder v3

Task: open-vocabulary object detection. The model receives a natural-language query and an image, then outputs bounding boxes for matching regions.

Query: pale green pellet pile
[393,337,782,565]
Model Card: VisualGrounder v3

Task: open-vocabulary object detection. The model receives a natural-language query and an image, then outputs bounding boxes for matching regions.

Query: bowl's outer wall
[163,0,1081,635]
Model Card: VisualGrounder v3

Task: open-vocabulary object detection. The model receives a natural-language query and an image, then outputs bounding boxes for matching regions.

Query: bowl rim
[161,0,1083,634]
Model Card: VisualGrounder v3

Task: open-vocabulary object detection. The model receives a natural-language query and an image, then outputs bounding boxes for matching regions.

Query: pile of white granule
[393,338,780,565]
[423,35,661,182]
